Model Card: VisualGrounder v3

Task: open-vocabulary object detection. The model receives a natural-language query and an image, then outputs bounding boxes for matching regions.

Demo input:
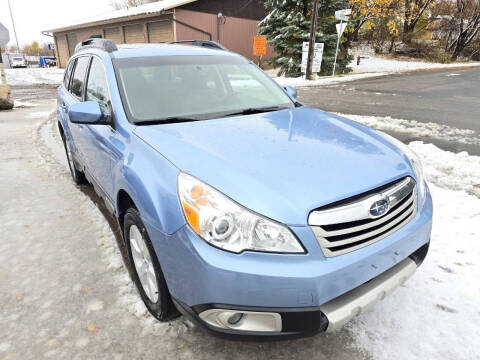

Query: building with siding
[45,0,272,68]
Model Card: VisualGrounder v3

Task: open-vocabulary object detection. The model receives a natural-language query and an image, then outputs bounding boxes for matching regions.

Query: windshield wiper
[222,106,289,118]
[134,117,200,126]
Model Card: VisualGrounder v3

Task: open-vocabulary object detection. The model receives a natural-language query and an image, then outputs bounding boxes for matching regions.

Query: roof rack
[169,40,227,51]
[74,38,118,54]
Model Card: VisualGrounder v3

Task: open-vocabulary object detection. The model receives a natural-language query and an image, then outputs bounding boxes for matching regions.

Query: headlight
[378,131,426,204]
[178,173,305,254]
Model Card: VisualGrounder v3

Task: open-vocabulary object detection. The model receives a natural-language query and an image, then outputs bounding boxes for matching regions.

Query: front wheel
[61,133,86,185]
[124,208,179,321]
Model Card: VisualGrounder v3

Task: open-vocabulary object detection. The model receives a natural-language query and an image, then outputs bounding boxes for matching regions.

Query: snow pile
[409,142,480,197]
[341,113,480,146]
[348,55,480,74]
[5,68,64,86]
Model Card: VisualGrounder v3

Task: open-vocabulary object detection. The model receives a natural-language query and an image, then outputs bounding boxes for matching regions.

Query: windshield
[114,55,294,124]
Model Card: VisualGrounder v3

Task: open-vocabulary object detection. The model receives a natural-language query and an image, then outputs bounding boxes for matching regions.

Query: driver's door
[81,56,121,199]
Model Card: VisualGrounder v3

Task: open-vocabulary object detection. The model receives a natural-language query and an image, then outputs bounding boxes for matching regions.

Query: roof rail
[74,38,118,54]
[169,40,228,51]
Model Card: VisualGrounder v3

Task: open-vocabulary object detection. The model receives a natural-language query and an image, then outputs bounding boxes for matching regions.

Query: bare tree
[436,0,480,60]
[110,0,158,10]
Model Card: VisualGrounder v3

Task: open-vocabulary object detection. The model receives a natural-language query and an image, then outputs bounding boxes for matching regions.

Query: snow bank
[5,68,64,86]
[340,113,480,197]
[340,113,480,147]
[410,142,480,197]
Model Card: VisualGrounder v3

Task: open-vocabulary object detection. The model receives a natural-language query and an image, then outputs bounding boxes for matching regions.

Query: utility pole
[7,0,21,53]
[306,0,320,80]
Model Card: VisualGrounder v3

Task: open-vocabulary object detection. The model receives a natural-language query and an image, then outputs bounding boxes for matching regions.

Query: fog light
[199,309,282,332]
[227,312,244,325]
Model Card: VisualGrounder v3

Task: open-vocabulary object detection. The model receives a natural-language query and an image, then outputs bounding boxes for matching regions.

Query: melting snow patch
[86,299,104,314]
[27,111,50,119]
[341,113,480,146]
[14,100,36,108]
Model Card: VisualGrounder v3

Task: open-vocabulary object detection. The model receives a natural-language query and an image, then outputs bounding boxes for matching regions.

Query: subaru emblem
[370,199,389,217]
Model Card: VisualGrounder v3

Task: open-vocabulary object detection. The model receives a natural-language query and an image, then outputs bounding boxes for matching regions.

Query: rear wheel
[124,208,179,321]
[60,132,86,185]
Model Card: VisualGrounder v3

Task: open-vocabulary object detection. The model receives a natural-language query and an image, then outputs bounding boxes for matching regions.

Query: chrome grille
[308,177,417,257]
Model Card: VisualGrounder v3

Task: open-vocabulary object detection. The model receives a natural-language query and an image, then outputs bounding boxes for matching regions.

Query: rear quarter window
[70,56,91,99]
[63,60,75,90]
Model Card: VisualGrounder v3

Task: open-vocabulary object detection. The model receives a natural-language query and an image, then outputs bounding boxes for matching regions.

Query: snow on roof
[46,0,197,32]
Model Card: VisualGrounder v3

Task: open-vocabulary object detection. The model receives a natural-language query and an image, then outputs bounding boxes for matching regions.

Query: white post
[332,18,343,77]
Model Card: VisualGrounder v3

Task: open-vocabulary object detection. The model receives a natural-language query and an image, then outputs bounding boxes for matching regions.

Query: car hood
[133,107,413,226]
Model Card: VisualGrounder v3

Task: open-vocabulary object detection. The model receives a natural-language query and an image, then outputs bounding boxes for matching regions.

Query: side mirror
[284,86,297,101]
[68,101,108,125]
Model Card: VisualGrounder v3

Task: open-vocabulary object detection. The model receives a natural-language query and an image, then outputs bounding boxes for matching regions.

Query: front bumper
[145,189,432,339]
[173,244,428,340]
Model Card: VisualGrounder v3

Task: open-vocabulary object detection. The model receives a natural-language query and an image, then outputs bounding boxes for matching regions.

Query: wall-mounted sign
[253,36,267,57]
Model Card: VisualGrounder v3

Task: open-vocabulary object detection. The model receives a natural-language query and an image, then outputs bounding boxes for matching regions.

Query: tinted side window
[63,60,75,89]
[86,58,111,116]
[71,57,90,99]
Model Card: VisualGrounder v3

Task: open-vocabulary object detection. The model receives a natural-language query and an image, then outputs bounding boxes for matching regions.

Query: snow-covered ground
[349,55,480,74]
[5,68,64,86]
[276,72,392,88]
[275,54,480,88]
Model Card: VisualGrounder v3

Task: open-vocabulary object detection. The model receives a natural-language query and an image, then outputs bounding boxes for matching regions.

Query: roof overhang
[45,0,196,33]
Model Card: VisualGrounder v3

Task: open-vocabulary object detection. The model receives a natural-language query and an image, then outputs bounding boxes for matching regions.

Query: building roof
[46,0,197,33]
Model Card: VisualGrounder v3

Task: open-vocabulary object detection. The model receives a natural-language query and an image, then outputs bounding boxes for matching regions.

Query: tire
[124,208,179,321]
[60,132,86,185]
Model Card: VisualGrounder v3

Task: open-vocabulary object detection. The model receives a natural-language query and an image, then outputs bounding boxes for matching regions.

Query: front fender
[114,134,186,236]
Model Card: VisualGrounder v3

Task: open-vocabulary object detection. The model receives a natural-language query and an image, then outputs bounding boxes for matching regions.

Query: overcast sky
[0,0,112,47]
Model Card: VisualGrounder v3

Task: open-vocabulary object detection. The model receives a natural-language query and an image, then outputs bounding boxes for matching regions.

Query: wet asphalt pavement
[297,67,480,155]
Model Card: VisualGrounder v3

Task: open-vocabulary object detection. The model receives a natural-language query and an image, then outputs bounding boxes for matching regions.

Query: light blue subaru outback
[58,39,432,339]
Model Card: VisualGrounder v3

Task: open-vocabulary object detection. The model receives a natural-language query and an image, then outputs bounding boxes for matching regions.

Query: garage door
[124,24,145,43]
[67,33,78,57]
[147,21,173,43]
[104,27,123,44]
[56,35,70,68]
